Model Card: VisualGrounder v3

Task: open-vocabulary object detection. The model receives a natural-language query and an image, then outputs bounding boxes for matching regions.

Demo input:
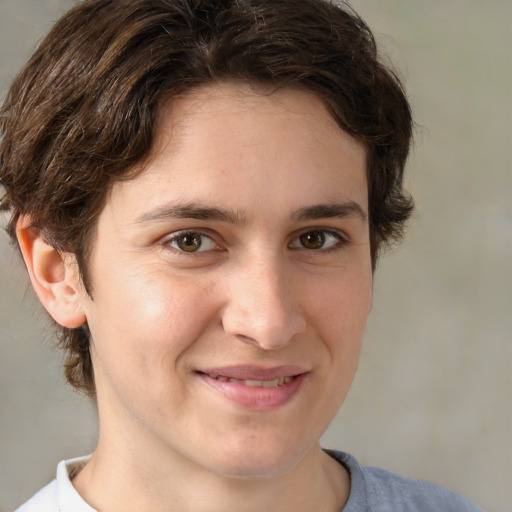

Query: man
[0,0,481,510]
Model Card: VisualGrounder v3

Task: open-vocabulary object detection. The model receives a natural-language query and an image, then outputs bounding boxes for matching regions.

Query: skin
[18,82,372,511]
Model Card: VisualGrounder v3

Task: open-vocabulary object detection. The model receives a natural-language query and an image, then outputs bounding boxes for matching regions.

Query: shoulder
[14,480,58,512]
[327,450,483,512]
[13,457,94,512]
[361,465,482,512]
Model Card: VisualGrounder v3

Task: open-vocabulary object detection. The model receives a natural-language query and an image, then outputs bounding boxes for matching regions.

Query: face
[80,82,372,479]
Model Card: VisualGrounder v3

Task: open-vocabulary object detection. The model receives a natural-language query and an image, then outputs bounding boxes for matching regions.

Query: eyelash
[161,230,221,255]
[161,228,350,258]
[288,229,349,252]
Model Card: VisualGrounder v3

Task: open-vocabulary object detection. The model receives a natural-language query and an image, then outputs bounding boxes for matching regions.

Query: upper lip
[197,365,308,381]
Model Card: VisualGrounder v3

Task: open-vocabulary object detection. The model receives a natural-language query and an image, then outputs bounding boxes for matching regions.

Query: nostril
[220,275,306,349]
[234,333,259,344]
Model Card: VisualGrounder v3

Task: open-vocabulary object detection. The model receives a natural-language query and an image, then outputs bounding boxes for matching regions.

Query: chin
[202,435,311,481]
[214,457,297,481]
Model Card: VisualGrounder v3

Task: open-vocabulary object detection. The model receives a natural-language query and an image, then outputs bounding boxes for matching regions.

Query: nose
[221,256,307,350]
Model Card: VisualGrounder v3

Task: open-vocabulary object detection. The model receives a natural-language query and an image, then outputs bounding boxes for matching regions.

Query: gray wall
[0,1,510,511]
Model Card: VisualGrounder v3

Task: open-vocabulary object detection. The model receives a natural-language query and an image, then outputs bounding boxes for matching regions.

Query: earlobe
[16,216,87,329]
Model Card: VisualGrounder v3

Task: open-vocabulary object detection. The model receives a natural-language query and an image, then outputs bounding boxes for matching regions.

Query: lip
[196,365,309,410]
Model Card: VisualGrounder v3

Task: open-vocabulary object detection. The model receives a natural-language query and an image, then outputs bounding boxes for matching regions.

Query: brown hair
[0,0,413,396]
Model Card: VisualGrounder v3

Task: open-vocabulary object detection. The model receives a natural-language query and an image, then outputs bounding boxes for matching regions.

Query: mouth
[196,366,308,410]
[201,373,296,388]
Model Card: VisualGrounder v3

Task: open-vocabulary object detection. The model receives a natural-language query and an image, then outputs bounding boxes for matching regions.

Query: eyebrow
[292,202,367,222]
[133,200,366,226]
[133,203,247,226]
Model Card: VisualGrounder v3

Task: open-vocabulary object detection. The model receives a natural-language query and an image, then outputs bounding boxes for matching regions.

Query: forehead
[154,82,365,168]
[104,82,368,225]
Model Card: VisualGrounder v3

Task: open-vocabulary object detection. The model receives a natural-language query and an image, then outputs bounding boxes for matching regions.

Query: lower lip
[198,372,308,410]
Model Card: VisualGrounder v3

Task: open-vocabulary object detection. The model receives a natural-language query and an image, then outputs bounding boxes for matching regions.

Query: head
[0,0,413,397]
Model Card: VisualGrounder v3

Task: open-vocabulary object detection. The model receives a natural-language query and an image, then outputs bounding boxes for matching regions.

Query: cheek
[310,268,372,331]
[87,265,220,372]
[306,266,372,377]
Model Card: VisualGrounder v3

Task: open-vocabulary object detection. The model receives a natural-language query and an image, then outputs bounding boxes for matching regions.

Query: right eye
[163,231,218,253]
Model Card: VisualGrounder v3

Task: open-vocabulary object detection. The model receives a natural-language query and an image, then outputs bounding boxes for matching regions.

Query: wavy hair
[0,0,413,395]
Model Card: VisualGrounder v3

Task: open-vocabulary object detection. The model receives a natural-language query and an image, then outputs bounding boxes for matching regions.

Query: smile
[197,368,308,410]
[204,374,295,387]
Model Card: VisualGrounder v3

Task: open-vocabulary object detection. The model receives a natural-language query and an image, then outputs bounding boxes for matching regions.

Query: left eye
[290,230,342,250]
[165,231,218,253]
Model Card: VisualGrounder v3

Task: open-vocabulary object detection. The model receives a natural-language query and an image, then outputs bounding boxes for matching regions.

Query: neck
[72,383,350,512]
[73,433,349,512]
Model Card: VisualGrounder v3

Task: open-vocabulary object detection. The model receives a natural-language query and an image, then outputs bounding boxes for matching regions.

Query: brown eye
[175,233,203,252]
[166,231,218,254]
[290,230,344,251]
[299,231,325,249]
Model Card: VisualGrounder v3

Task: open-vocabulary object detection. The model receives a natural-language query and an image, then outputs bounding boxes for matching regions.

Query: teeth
[206,374,294,387]
[239,379,264,387]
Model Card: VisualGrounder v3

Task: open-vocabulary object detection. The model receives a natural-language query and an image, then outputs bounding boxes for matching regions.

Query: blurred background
[0,1,510,510]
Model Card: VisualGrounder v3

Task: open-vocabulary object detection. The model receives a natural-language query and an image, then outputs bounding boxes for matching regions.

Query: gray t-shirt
[15,451,482,511]
[328,451,482,511]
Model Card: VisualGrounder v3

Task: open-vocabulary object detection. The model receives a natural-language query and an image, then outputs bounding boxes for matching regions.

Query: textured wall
[0,1,510,511]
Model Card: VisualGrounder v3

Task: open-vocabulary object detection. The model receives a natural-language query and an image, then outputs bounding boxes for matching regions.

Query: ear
[16,216,87,328]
